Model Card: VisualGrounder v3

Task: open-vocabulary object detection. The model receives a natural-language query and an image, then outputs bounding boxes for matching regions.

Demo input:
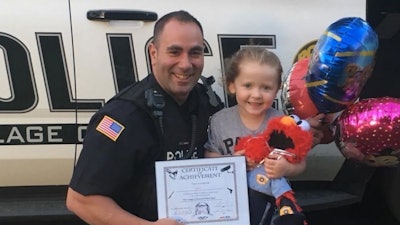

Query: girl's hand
[263,154,290,179]
[264,153,306,179]
[234,150,256,171]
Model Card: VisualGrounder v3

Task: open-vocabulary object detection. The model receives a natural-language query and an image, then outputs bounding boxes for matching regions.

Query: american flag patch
[96,115,125,141]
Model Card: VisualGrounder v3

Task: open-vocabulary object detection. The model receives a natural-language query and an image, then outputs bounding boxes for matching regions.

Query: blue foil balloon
[306,17,379,113]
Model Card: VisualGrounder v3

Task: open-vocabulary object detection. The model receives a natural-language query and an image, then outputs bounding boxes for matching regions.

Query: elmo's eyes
[289,114,310,131]
[297,119,310,131]
[289,115,300,123]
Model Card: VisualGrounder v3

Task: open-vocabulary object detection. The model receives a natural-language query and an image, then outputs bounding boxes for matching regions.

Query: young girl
[204,47,307,225]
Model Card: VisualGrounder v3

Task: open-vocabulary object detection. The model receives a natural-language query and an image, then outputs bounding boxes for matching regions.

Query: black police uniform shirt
[69,74,221,221]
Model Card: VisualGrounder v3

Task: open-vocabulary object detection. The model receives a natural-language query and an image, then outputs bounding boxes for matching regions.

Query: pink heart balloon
[334,97,400,167]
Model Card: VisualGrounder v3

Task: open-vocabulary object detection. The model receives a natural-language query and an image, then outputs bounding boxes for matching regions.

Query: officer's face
[150,19,204,104]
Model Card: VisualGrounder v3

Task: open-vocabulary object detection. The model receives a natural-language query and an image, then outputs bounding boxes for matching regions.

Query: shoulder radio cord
[145,89,197,159]
[183,114,197,159]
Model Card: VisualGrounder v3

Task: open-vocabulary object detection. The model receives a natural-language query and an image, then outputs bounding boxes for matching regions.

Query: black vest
[113,74,223,160]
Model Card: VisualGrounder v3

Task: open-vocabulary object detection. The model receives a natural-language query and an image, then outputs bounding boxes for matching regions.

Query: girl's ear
[228,82,236,95]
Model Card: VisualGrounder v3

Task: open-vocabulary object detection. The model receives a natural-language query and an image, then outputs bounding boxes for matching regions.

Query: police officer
[66,10,223,225]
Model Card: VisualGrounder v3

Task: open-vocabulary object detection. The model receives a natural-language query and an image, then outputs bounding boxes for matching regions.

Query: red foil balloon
[281,58,335,144]
[335,97,400,167]
[281,58,318,118]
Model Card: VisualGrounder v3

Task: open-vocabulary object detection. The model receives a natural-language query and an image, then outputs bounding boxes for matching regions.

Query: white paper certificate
[156,156,250,225]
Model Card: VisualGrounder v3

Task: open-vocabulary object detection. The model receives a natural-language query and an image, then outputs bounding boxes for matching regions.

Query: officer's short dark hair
[153,10,203,45]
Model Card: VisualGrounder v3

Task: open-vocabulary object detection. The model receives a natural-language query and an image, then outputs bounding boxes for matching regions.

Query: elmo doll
[235,115,313,225]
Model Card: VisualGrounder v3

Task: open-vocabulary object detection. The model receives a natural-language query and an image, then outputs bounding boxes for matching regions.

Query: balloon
[334,97,400,167]
[282,58,318,118]
[306,17,379,113]
[281,58,335,144]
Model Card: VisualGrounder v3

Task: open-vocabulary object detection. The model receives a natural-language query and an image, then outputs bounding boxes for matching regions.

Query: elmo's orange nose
[280,116,296,126]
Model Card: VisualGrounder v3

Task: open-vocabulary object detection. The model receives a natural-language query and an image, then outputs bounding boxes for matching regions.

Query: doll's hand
[234,150,257,171]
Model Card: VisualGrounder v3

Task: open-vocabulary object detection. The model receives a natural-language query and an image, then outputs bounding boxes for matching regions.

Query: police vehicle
[0,0,399,223]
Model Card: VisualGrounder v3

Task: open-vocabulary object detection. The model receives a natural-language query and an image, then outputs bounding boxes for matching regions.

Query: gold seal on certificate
[155,156,250,225]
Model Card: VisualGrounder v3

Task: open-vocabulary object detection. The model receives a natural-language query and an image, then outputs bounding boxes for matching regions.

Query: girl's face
[228,61,280,117]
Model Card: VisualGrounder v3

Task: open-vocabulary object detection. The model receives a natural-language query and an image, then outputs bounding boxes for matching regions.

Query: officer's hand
[306,113,325,147]
[154,218,185,225]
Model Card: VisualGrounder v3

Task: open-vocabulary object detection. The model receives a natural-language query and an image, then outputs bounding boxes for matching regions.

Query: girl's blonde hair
[224,47,283,93]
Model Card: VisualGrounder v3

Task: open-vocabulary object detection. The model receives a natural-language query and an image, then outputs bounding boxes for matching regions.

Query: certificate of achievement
[155,156,250,225]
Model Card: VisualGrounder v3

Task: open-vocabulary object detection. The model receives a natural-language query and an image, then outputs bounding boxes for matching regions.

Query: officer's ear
[149,42,157,66]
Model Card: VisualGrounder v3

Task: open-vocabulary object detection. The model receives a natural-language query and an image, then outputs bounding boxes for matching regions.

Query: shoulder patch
[96,115,125,141]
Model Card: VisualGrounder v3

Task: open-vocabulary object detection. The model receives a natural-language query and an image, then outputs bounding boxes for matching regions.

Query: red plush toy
[235,115,313,225]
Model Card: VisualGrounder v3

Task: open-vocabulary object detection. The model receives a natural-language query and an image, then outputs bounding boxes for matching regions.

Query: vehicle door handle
[87,10,157,22]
